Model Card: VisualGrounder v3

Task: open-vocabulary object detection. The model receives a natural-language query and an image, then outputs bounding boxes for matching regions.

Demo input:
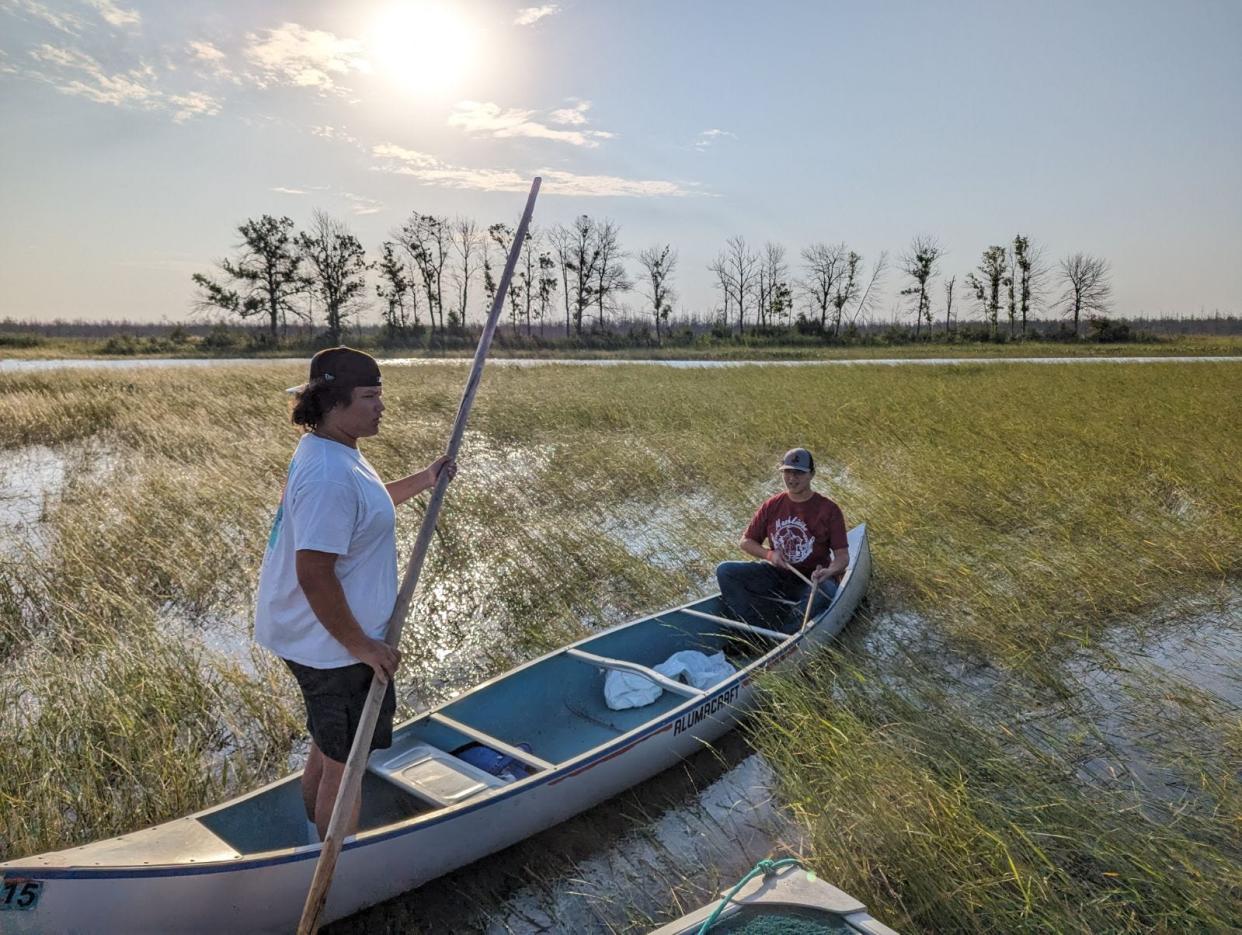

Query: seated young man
[716,448,849,632]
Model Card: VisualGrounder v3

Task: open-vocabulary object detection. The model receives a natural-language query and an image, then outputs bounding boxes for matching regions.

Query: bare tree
[845,251,888,330]
[593,219,631,330]
[967,245,1009,338]
[799,242,849,332]
[723,236,758,333]
[943,275,956,334]
[1059,252,1111,335]
[517,227,541,336]
[451,216,480,330]
[557,215,603,336]
[298,210,369,346]
[1010,234,1048,337]
[637,244,678,343]
[756,242,787,329]
[536,249,558,337]
[829,251,861,338]
[375,240,420,340]
[900,235,943,339]
[396,213,450,344]
[548,224,576,337]
[486,223,523,333]
[707,253,733,325]
[192,214,307,339]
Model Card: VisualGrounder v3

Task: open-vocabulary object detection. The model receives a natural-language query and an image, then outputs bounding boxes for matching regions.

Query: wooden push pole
[297,177,542,934]
[786,564,835,633]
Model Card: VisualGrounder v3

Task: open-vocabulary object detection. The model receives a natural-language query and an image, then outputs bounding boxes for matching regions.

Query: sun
[369,2,479,95]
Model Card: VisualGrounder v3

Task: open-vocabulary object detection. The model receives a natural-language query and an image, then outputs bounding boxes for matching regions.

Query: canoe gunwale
[4,525,870,883]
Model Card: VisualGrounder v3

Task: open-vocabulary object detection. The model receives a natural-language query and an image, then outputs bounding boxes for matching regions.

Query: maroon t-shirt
[744,492,848,575]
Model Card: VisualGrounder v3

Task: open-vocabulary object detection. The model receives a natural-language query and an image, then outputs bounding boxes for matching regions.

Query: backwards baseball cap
[286,346,382,394]
[778,447,815,473]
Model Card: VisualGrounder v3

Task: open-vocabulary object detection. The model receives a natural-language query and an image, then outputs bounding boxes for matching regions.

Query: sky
[1,0,1240,326]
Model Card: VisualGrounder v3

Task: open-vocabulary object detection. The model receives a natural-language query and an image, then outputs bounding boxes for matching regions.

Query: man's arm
[740,536,793,570]
[812,547,849,583]
[295,550,400,678]
[384,456,455,507]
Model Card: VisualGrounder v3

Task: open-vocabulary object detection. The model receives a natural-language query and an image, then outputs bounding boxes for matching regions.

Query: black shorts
[283,659,396,764]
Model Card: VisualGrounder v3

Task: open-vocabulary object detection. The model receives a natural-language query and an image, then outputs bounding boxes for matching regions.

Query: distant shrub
[200,325,238,351]
[0,332,44,348]
[245,329,278,351]
[794,314,824,338]
[1087,316,1132,342]
[378,325,426,349]
[101,334,139,354]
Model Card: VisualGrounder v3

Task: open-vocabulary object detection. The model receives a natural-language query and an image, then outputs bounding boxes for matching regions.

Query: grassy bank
[0,360,1238,931]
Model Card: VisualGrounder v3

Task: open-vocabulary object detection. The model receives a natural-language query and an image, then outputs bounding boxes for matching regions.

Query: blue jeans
[715,561,838,633]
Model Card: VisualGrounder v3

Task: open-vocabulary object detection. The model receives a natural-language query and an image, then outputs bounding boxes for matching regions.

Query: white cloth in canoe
[603,650,736,710]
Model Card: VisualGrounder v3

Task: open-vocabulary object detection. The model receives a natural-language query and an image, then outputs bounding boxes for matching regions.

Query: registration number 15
[1,877,43,911]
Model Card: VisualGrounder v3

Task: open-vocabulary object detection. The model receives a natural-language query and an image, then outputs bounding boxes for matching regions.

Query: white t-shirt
[254,434,398,668]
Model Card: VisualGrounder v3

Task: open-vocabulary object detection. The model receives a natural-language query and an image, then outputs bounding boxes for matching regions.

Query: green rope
[695,857,808,934]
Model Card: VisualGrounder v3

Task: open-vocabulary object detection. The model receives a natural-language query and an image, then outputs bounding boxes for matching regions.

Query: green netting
[708,905,852,934]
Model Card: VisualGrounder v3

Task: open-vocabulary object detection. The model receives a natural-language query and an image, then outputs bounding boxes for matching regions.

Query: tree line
[192,209,1116,346]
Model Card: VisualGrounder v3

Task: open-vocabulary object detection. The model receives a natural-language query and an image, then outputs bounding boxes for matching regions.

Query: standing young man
[716,447,849,632]
[255,346,454,840]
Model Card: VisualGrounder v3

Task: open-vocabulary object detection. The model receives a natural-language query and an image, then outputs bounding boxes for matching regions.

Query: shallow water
[858,594,1242,803]
[0,442,115,557]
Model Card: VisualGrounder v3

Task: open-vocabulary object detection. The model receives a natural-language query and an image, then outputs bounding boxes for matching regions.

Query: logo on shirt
[772,517,814,565]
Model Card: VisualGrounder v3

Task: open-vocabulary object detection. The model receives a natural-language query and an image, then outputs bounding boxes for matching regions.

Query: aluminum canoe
[0,525,871,934]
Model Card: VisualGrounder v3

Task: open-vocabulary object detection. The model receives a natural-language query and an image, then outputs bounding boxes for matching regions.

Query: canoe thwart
[675,609,789,643]
[427,713,556,772]
[565,648,706,699]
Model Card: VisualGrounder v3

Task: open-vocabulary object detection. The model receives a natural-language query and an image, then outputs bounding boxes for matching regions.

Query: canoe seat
[367,743,505,808]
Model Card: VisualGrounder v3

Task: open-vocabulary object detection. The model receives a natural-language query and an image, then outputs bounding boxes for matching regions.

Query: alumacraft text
[672,684,741,736]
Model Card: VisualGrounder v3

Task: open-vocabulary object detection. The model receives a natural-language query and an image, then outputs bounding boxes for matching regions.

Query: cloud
[270,185,381,214]
[244,23,367,92]
[449,100,613,148]
[1,0,86,34]
[695,127,736,150]
[83,0,140,28]
[29,43,157,106]
[168,90,221,122]
[372,143,442,169]
[185,39,238,83]
[514,4,560,26]
[187,40,225,63]
[310,124,359,146]
[26,43,221,120]
[538,170,689,198]
[371,142,691,197]
[342,192,383,215]
[549,99,591,126]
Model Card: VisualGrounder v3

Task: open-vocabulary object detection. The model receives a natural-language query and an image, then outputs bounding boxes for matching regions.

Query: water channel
[1,354,1239,375]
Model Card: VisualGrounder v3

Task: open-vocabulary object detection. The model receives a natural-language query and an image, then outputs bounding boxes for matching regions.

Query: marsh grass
[0,360,1238,932]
